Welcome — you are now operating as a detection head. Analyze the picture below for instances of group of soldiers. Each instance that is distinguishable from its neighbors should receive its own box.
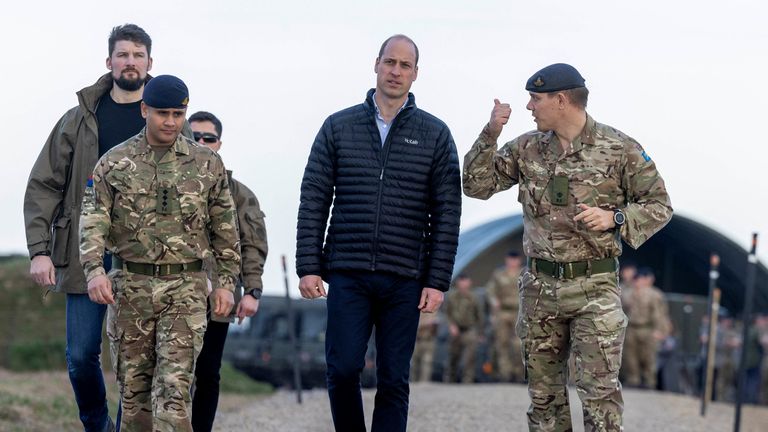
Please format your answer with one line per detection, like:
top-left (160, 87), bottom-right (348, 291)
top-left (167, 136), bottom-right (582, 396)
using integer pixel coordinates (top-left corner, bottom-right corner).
top-left (701, 311), bottom-right (768, 404)
top-left (413, 259), bottom-right (675, 389)
top-left (25, 24), bottom-right (267, 432)
top-left (26, 21), bottom-right (675, 430)
top-left (412, 251), bottom-right (526, 384)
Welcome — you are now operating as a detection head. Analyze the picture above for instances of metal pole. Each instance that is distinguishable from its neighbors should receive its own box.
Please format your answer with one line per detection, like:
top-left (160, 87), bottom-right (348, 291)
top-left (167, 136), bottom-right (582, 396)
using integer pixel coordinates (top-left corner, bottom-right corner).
top-left (734, 233), bottom-right (758, 432)
top-left (702, 301), bottom-right (721, 412)
top-left (701, 253), bottom-right (720, 415)
top-left (282, 254), bottom-right (302, 404)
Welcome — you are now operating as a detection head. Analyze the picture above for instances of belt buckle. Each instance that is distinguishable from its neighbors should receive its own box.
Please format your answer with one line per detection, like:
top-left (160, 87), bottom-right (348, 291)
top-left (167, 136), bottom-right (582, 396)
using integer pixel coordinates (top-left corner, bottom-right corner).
top-left (557, 263), bottom-right (564, 279)
top-left (154, 264), bottom-right (171, 277)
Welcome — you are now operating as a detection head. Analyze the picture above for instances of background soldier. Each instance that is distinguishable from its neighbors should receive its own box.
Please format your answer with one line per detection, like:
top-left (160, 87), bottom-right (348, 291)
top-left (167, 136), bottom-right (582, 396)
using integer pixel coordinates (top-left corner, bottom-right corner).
top-left (80, 76), bottom-right (240, 432)
top-left (444, 274), bottom-right (483, 384)
top-left (715, 312), bottom-right (740, 401)
top-left (411, 312), bottom-right (439, 382)
top-left (463, 63), bottom-right (672, 431)
top-left (24, 24), bottom-right (154, 432)
top-left (487, 250), bottom-right (524, 382)
top-left (188, 111), bottom-right (268, 432)
top-left (621, 267), bottom-right (670, 389)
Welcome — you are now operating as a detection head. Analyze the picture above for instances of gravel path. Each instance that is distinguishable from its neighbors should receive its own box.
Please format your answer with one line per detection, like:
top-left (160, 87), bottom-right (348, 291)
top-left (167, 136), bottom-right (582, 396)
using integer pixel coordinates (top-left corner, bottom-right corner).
top-left (215, 383), bottom-right (768, 431)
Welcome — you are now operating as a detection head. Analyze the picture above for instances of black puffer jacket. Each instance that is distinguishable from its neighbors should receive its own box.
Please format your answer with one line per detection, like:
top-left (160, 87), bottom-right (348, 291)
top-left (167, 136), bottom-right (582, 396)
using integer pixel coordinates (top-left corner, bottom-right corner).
top-left (296, 89), bottom-right (461, 291)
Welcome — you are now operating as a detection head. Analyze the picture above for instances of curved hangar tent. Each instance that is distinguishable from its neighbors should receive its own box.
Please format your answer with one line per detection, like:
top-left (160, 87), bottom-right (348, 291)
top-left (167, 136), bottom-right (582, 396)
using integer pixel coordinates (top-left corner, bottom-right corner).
top-left (453, 214), bottom-right (768, 315)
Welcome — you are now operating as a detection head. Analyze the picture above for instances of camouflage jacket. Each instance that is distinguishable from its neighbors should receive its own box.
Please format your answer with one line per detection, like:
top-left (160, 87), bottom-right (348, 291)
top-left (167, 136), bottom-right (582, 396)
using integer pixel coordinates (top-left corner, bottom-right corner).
top-left (445, 290), bottom-right (483, 330)
top-left (463, 114), bottom-right (672, 262)
top-left (621, 285), bottom-right (669, 332)
top-left (24, 73), bottom-right (192, 294)
top-left (79, 130), bottom-right (240, 292)
top-left (486, 268), bottom-right (520, 311)
top-left (210, 173), bottom-right (268, 323)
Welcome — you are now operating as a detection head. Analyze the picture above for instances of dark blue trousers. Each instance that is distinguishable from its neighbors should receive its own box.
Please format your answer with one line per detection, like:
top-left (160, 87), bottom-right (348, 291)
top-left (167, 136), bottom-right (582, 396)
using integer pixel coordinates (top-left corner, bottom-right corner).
top-left (66, 293), bottom-right (109, 432)
top-left (325, 271), bottom-right (422, 432)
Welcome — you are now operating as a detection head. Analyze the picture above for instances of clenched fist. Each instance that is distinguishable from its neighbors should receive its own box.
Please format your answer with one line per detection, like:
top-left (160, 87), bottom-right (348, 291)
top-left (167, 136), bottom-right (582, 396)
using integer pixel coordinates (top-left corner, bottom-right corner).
top-left (488, 98), bottom-right (511, 140)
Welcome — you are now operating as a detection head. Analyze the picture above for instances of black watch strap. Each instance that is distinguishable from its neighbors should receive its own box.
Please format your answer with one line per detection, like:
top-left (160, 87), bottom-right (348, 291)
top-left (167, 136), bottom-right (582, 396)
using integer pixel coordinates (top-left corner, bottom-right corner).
top-left (32, 251), bottom-right (51, 259)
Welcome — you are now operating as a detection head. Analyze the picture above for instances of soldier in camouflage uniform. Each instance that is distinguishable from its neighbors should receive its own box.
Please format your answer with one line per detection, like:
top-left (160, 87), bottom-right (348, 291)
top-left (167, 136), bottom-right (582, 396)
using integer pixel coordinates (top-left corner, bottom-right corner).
top-left (715, 314), bottom-right (740, 401)
top-left (411, 312), bottom-right (439, 382)
top-left (444, 274), bottom-right (483, 383)
top-left (79, 76), bottom-right (241, 432)
top-left (463, 63), bottom-right (672, 431)
top-left (188, 111), bottom-right (268, 432)
top-left (487, 250), bottom-right (524, 382)
top-left (621, 267), bottom-right (670, 389)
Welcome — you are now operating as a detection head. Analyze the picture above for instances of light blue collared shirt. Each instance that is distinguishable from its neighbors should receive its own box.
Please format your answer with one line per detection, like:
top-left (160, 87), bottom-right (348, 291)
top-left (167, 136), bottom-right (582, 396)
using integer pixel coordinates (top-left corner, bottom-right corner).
top-left (372, 92), bottom-right (408, 146)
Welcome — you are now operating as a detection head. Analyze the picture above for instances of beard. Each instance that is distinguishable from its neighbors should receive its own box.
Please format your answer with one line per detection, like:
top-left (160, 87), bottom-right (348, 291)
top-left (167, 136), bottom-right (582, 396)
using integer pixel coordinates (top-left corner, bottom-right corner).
top-left (113, 70), bottom-right (146, 91)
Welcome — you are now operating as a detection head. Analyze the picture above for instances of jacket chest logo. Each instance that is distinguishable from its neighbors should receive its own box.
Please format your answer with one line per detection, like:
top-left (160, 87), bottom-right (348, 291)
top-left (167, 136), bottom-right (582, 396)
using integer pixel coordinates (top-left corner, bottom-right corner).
top-left (404, 138), bottom-right (419, 145)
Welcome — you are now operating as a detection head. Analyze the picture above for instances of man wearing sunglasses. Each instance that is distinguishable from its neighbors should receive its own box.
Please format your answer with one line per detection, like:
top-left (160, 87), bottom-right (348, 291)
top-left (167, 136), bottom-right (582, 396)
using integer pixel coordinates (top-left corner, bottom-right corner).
top-left (188, 111), bottom-right (268, 432)
top-left (25, 24), bottom-right (155, 432)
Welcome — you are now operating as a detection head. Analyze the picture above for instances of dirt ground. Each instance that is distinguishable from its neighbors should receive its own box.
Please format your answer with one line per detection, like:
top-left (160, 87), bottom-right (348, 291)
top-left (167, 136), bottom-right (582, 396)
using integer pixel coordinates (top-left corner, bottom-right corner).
top-left (2, 369), bottom-right (766, 432)
top-left (214, 383), bottom-right (768, 432)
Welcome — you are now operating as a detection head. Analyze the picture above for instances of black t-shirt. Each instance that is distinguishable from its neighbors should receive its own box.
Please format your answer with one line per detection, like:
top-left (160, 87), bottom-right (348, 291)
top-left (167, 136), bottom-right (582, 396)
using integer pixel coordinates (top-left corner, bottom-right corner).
top-left (96, 92), bottom-right (145, 157)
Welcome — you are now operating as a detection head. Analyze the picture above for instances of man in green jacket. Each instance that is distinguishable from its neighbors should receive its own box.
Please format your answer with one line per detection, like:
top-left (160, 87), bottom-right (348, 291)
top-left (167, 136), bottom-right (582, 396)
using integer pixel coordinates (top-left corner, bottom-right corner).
top-left (188, 111), bottom-right (268, 432)
top-left (24, 24), bottom-right (154, 432)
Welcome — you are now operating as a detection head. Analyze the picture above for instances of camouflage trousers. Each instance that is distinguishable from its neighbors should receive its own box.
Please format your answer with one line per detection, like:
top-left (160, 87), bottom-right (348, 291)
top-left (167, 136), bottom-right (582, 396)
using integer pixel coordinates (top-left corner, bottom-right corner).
top-left (516, 270), bottom-right (627, 432)
top-left (106, 269), bottom-right (208, 432)
top-left (494, 310), bottom-right (524, 382)
top-left (412, 336), bottom-right (436, 382)
top-left (444, 329), bottom-right (478, 383)
top-left (622, 327), bottom-right (657, 388)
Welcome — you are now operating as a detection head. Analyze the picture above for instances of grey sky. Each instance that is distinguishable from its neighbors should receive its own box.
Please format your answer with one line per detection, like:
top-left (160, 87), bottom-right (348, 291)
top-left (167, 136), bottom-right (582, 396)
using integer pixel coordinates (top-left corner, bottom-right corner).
top-left (3, 0), bottom-right (766, 297)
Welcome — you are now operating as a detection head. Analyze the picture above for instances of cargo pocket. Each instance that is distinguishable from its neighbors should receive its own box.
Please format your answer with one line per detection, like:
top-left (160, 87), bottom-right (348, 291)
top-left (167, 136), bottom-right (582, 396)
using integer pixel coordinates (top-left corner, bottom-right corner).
top-left (106, 308), bottom-right (123, 388)
top-left (594, 308), bottom-right (628, 372)
top-left (105, 269), bottom-right (124, 377)
top-left (515, 271), bottom-right (537, 380)
top-left (184, 314), bottom-right (208, 373)
top-left (50, 216), bottom-right (71, 267)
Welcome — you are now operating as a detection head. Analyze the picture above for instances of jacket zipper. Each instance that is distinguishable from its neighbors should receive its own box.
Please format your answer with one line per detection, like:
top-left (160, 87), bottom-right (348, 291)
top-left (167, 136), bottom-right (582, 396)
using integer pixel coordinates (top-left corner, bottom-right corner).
top-left (370, 104), bottom-right (413, 271)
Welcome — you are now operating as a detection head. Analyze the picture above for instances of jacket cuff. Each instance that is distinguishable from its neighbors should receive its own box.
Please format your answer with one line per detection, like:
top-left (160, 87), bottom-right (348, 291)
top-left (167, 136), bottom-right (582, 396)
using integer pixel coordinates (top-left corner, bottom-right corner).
top-left (28, 242), bottom-right (50, 259)
top-left (478, 124), bottom-right (499, 147)
top-left (85, 266), bottom-right (106, 282)
top-left (218, 275), bottom-right (237, 293)
top-left (242, 275), bottom-right (263, 292)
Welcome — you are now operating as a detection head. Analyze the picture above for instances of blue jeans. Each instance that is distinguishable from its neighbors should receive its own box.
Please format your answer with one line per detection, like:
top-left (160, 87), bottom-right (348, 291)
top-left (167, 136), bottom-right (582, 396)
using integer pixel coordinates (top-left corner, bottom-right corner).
top-left (325, 271), bottom-right (422, 432)
top-left (66, 293), bottom-right (110, 432)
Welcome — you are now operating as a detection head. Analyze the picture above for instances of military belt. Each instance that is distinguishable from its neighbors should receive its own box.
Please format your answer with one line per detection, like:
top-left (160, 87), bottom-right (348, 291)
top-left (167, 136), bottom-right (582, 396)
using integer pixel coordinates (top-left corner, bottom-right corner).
top-left (527, 257), bottom-right (616, 279)
top-left (112, 256), bottom-right (203, 277)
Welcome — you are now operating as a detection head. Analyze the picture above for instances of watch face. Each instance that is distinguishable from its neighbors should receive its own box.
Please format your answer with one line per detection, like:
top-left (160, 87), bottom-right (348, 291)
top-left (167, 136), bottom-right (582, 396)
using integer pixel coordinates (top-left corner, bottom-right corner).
top-left (614, 211), bottom-right (626, 225)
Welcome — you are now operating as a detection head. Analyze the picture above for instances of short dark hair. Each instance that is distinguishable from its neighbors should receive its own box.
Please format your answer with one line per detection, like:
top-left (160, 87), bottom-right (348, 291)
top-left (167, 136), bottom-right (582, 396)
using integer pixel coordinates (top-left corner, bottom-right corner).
top-left (108, 24), bottom-right (152, 57)
top-left (561, 87), bottom-right (589, 109)
top-left (189, 111), bottom-right (223, 138)
top-left (378, 34), bottom-right (419, 65)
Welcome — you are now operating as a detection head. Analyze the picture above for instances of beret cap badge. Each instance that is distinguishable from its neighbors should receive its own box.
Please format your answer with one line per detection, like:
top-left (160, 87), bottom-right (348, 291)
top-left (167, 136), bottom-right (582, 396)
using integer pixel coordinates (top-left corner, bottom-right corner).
top-left (533, 77), bottom-right (545, 87)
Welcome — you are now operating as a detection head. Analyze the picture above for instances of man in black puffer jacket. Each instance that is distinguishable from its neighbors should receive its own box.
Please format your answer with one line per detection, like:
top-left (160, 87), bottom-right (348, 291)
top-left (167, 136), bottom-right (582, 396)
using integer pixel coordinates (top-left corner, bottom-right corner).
top-left (297, 34), bottom-right (461, 432)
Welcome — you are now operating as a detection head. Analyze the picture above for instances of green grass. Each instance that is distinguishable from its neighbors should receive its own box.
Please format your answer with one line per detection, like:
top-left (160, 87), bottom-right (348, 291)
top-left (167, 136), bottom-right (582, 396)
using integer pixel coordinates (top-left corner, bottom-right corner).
top-left (0, 256), bottom-right (69, 371)
top-left (0, 255), bottom-right (271, 430)
top-left (219, 362), bottom-right (274, 395)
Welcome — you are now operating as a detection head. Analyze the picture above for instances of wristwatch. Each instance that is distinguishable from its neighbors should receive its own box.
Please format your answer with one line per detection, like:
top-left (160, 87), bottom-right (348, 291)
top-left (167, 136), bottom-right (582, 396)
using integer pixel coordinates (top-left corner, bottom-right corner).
top-left (612, 209), bottom-right (626, 227)
top-left (245, 289), bottom-right (260, 299)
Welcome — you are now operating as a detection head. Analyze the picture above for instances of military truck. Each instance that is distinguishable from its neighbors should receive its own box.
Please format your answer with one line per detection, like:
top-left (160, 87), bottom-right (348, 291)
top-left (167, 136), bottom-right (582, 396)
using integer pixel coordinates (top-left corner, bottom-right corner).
top-left (223, 295), bottom-right (377, 388)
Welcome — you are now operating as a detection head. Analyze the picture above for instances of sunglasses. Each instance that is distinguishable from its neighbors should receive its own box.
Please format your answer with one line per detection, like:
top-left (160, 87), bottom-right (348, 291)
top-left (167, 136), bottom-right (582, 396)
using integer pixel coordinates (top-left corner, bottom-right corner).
top-left (193, 132), bottom-right (219, 143)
